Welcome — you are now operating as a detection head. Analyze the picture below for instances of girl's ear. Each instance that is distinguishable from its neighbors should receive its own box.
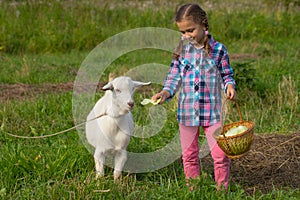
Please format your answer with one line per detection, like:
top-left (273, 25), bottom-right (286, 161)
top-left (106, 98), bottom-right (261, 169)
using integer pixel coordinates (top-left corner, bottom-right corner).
top-left (102, 82), bottom-right (114, 91)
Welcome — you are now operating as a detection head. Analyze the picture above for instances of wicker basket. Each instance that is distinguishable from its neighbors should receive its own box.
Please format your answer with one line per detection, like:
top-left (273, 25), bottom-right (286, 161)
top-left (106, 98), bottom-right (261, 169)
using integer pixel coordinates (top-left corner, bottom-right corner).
top-left (213, 99), bottom-right (254, 159)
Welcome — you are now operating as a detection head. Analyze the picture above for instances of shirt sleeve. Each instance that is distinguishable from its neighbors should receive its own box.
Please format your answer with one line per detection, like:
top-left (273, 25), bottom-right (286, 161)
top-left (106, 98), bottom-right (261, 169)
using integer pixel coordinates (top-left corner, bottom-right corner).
top-left (217, 46), bottom-right (236, 91)
top-left (162, 59), bottom-right (182, 98)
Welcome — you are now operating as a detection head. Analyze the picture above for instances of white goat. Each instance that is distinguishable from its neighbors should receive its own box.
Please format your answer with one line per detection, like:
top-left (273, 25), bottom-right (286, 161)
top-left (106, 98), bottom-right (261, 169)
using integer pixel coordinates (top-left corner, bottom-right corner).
top-left (85, 76), bottom-right (150, 180)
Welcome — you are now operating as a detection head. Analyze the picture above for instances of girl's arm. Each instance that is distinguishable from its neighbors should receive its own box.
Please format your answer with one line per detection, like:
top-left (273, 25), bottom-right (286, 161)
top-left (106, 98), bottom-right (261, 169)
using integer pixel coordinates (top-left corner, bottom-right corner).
top-left (152, 59), bottom-right (181, 103)
top-left (218, 47), bottom-right (237, 100)
top-left (162, 59), bottom-right (182, 98)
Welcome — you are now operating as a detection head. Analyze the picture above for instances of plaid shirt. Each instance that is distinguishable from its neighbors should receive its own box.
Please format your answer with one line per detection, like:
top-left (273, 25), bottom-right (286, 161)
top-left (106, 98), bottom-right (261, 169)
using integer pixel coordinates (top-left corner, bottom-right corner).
top-left (163, 35), bottom-right (236, 126)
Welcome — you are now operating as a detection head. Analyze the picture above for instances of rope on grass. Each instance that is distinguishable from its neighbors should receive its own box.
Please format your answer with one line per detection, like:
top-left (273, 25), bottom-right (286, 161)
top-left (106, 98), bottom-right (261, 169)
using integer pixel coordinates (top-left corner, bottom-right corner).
top-left (3, 113), bottom-right (106, 139)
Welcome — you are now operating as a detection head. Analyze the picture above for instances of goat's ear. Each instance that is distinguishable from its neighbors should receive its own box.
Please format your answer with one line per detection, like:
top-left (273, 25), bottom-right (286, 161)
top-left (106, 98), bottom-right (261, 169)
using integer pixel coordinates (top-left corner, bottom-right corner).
top-left (102, 82), bottom-right (114, 91)
top-left (133, 81), bottom-right (151, 88)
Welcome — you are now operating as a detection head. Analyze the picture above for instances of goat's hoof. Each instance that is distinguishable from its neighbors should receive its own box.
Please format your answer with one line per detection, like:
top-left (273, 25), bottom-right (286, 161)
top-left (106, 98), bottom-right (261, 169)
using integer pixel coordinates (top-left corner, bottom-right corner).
top-left (95, 172), bottom-right (104, 180)
top-left (114, 177), bottom-right (122, 183)
top-left (113, 175), bottom-right (121, 181)
top-left (113, 172), bottom-right (122, 181)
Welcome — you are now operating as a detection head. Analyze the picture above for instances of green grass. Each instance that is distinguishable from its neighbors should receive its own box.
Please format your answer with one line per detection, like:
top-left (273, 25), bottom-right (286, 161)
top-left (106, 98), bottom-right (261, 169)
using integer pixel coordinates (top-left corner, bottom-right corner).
top-left (0, 51), bottom-right (88, 84)
top-left (0, 0), bottom-right (299, 199)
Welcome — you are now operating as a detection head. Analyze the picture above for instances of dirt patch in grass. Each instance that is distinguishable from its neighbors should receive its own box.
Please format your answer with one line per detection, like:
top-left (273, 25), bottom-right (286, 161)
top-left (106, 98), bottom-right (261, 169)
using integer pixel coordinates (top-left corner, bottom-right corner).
top-left (0, 82), bottom-right (75, 101)
top-left (202, 133), bottom-right (300, 194)
top-left (232, 133), bottom-right (300, 194)
top-left (0, 82), bottom-right (155, 102)
top-left (230, 53), bottom-right (259, 61)
top-left (0, 82), bottom-right (106, 102)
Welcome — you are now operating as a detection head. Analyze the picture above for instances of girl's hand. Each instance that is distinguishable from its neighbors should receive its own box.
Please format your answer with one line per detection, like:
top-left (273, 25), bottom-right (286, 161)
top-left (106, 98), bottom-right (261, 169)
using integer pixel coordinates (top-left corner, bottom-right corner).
top-left (152, 90), bottom-right (170, 104)
top-left (226, 84), bottom-right (237, 100)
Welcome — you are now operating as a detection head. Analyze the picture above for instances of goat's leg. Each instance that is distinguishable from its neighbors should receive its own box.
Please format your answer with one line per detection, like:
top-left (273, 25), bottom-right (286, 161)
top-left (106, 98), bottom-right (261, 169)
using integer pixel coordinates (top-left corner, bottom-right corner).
top-left (94, 148), bottom-right (105, 179)
top-left (113, 149), bottom-right (127, 180)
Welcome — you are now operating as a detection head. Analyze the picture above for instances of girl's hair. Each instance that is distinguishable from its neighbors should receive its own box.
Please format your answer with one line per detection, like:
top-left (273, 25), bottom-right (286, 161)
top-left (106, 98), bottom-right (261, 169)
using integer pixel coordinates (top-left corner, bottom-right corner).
top-left (173, 3), bottom-right (211, 59)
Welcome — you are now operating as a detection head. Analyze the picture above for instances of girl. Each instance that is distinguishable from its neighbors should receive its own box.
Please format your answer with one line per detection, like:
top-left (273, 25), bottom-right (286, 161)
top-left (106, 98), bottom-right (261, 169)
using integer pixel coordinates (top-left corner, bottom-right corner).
top-left (152, 3), bottom-right (236, 190)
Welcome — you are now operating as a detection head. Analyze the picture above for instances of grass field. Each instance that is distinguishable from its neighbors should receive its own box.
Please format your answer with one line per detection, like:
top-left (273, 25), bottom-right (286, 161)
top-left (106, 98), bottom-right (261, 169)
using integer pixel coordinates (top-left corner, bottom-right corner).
top-left (0, 0), bottom-right (299, 199)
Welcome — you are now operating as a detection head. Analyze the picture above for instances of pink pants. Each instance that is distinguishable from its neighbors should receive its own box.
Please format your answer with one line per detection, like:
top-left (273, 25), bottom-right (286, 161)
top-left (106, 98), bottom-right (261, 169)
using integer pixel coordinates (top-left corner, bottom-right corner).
top-left (179, 122), bottom-right (230, 189)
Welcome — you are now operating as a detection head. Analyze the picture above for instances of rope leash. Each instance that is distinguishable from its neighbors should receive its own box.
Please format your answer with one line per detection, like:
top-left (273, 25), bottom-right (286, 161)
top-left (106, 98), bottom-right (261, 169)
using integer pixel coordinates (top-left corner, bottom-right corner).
top-left (4, 113), bottom-right (106, 139)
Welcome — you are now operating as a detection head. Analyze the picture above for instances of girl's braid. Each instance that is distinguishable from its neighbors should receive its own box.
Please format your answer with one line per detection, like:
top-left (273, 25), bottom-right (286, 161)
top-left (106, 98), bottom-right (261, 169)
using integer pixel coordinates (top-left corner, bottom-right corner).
top-left (199, 14), bottom-right (211, 55)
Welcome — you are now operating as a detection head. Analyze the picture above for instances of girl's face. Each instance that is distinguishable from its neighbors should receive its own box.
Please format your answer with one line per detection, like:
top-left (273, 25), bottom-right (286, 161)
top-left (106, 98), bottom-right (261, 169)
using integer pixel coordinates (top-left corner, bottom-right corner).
top-left (176, 19), bottom-right (205, 45)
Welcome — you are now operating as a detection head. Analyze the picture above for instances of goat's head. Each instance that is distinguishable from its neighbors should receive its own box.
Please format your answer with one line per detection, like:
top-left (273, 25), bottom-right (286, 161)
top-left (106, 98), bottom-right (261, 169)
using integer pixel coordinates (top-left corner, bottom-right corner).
top-left (102, 76), bottom-right (151, 114)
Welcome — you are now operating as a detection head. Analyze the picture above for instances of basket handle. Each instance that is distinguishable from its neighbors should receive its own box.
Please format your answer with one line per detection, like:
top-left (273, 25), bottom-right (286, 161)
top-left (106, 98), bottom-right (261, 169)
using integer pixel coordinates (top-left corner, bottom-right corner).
top-left (220, 98), bottom-right (243, 137)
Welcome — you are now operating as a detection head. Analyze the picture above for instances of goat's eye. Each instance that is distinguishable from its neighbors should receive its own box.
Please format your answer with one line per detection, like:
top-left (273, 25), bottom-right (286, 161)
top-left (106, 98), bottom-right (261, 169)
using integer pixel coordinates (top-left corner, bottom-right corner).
top-left (115, 89), bottom-right (121, 93)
